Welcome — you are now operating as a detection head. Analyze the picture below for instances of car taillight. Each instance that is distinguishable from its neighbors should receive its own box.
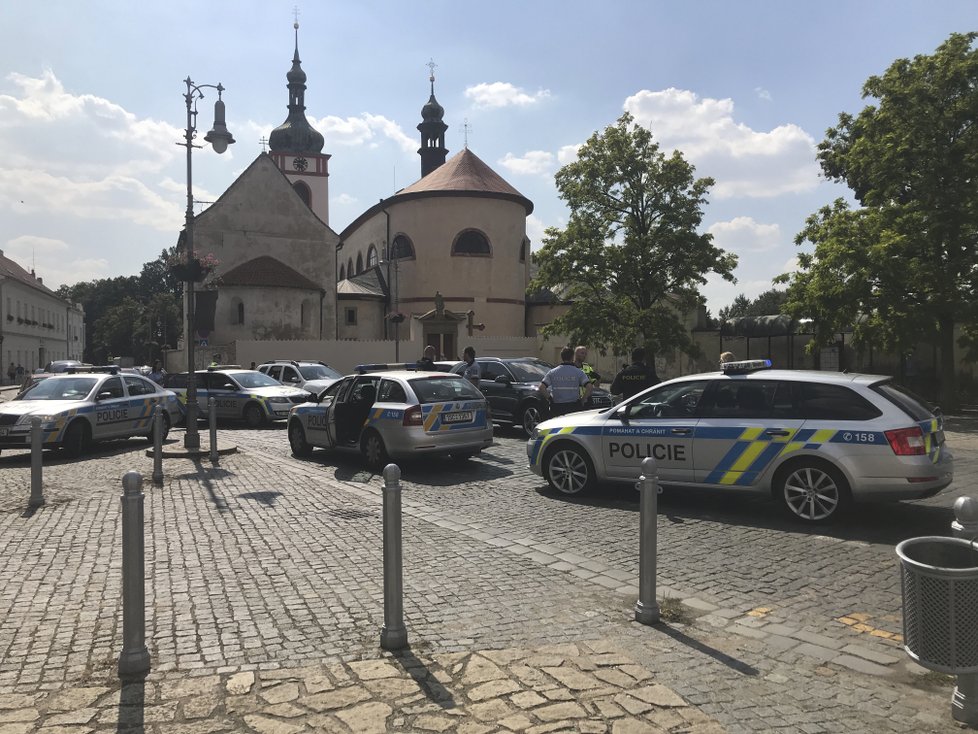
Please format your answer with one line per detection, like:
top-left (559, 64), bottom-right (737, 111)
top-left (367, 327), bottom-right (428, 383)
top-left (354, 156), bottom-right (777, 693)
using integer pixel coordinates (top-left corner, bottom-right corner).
top-left (885, 426), bottom-right (926, 456)
top-left (403, 405), bottom-right (423, 426)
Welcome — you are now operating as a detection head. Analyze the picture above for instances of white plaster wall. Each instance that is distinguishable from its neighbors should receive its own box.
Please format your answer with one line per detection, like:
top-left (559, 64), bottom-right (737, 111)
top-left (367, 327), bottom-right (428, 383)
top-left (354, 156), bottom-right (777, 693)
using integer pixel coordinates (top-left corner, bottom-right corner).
top-left (1, 278), bottom-right (84, 374)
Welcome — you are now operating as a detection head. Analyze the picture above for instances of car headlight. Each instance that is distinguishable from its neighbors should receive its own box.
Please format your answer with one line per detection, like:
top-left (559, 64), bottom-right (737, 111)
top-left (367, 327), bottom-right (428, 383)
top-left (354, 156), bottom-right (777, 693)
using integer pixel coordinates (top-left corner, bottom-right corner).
top-left (268, 397), bottom-right (290, 404)
top-left (17, 414), bottom-right (58, 425)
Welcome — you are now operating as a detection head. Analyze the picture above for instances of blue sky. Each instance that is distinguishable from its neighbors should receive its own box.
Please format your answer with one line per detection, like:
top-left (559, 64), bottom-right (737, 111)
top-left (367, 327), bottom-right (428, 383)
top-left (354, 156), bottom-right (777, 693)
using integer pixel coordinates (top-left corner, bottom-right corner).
top-left (0, 1), bottom-right (974, 314)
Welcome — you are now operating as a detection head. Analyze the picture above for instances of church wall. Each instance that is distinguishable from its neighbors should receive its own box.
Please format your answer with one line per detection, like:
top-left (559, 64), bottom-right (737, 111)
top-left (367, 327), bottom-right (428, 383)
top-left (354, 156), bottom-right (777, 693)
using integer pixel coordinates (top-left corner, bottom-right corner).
top-left (216, 285), bottom-right (323, 342)
top-left (337, 299), bottom-right (386, 340)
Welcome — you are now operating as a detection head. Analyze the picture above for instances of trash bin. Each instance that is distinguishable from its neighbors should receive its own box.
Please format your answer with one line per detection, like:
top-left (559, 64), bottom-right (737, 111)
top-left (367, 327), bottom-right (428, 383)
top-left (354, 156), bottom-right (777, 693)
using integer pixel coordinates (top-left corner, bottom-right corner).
top-left (896, 536), bottom-right (978, 675)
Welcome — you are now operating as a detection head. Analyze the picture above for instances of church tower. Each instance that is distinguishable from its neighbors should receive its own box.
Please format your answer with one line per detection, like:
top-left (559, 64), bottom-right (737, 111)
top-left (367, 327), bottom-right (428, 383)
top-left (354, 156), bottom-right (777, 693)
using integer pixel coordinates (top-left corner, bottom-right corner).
top-left (268, 22), bottom-right (331, 225)
top-left (417, 61), bottom-right (448, 178)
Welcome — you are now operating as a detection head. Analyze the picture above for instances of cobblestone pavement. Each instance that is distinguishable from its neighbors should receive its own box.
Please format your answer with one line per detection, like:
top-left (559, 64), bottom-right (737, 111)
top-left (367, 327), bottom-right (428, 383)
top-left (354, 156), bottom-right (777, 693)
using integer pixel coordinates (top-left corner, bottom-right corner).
top-left (0, 415), bottom-right (976, 732)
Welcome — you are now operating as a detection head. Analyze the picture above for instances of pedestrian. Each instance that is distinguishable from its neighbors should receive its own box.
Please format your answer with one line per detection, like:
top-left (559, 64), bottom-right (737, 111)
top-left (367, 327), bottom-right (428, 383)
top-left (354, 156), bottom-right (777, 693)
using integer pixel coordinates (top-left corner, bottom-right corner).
top-left (416, 345), bottom-right (438, 371)
top-left (461, 346), bottom-right (481, 386)
top-left (539, 346), bottom-right (591, 417)
top-left (15, 364), bottom-right (24, 383)
top-left (610, 347), bottom-right (660, 401)
top-left (148, 360), bottom-right (166, 385)
top-left (574, 345), bottom-right (600, 407)
top-left (6, 363), bottom-right (14, 385)
top-left (719, 351), bottom-right (736, 366)
top-left (209, 353), bottom-right (221, 367)
top-left (250, 361), bottom-right (257, 370)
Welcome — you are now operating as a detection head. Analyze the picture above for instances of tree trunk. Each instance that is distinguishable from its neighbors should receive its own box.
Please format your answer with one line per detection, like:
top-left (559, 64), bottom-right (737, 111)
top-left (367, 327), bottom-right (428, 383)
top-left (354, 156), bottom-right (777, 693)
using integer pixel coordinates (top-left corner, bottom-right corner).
top-left (937, 314), bottom-right (958, 412)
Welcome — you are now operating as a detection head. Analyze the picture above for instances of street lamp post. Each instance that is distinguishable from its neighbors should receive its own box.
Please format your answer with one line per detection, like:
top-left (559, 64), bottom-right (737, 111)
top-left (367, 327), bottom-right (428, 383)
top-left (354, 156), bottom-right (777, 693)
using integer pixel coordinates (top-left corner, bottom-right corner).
top-left (180, 77), bottom-right (234, 450)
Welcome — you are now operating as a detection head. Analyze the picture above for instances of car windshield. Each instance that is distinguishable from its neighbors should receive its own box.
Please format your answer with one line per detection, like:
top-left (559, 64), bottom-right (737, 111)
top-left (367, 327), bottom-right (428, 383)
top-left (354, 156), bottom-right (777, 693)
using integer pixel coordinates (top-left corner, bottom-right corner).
top-left (410, 376), bottom-right (483, 404)
top-left (231, 372), bottom-right (281, 389)
top-left (17, 377), bottom-right (97, 401)
top-left (299, 364), bottom-right (343, 380)
top-left (507, 360), bottom-right (552, 382)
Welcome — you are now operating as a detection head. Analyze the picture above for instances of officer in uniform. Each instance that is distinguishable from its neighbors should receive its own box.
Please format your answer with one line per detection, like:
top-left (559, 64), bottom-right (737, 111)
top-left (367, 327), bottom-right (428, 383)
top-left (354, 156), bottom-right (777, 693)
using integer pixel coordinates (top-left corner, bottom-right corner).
top-left (539, 346), bottom-right (592, 417)
top-left (610, 347), bottom-right (660, 402)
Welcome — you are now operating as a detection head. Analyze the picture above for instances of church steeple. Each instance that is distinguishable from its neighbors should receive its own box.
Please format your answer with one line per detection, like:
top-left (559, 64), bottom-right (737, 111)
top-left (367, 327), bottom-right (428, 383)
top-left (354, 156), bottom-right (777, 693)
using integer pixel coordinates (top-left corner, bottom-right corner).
top-left (417, 60), bottom-right (448, 177)
top-left (268, 22), bottom-right (325, 155)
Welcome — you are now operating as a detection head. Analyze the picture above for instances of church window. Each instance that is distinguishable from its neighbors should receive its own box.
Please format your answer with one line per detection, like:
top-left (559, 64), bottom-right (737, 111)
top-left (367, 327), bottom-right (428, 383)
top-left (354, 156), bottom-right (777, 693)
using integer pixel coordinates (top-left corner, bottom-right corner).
top-left (390, 234), bottom-right (415, 260)
top-left (452, 229), bottom-right (491, 257)
top-left (367, 245), bottom-right (378, 268)
top-left (345, 307), bottom-right (357, 326)
top-left (519, 239), bottom-right (527, 262)
top-left (339, 264), bottom-right (346, 281)
top-left (356, 253), bottom-right (363, 274)
top-left (293, 181), bottom-right (312, 208)
top-left (236, 301), bottom-right (245, 325)
top-left (347, 257), bottom-right (354, 277)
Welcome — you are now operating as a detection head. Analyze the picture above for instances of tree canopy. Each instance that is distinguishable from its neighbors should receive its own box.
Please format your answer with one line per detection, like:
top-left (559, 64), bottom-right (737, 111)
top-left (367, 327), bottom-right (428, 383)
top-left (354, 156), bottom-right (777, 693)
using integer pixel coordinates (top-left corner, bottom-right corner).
top-left (529, 112), bottom-right (736, 358)
top-left (717, 289), bottom-right (788, 323)
top-left (778, 32), bottom-right (978, 407)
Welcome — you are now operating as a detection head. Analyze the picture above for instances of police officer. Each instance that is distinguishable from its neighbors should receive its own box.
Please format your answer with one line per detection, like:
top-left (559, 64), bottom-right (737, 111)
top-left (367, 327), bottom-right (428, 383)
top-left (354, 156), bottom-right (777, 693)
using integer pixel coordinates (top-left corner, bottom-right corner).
top-left (610, 347), bottom-right (660, 401)
top-left (539, 346), bottom-right (592, 417)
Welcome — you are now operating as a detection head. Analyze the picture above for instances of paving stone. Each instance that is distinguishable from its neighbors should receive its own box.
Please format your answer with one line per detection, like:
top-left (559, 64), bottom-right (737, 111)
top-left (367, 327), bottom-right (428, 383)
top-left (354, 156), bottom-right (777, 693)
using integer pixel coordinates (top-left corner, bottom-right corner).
top-left (467, 678), bottom-right (521, 701)
top-left (334, 702), bottom-right (392, 734)
top-left (226, 671), bottom-right (255, 695)
top-left (298, 685), bottom-right (371, 712)
top-left (241, 714), bottom-right (306, 734)
top-left (258, 681), bottom-right (299, 704)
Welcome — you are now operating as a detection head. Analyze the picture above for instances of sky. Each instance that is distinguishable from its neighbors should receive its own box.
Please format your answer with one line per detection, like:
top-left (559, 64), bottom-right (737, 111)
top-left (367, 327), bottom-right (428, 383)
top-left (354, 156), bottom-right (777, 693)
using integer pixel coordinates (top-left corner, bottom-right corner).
top-left (0, 2), bottom-right (974, 315)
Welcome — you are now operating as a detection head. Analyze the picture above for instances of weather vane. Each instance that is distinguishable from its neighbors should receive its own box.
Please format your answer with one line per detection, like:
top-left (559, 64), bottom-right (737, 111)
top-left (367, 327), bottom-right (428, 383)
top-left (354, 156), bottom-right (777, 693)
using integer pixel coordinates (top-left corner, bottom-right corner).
top-left (461, 118), bottom-right (471, 148)
top-left (426, 58), bottom-right (437, 80)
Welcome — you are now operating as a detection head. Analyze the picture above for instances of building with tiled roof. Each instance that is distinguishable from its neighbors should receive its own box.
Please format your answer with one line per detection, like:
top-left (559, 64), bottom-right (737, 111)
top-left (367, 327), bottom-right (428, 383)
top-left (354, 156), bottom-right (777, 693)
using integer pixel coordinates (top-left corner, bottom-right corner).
top-left (0, 249), bottom-right (85, 378)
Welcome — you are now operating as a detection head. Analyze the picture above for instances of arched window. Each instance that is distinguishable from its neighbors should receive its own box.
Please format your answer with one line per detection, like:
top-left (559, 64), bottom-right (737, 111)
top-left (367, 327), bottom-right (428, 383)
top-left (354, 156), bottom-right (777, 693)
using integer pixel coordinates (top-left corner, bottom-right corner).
top-left (367, 245), bottom-right (378, 268)
top-left (356, 253), bottom-right (364, 274)
top-left (236, 301), bottom-right (245, 325)
top-left (390, 234), bottom-right (415, 259)
top-left (519, 239), bottom-right (527, 262)
top-left (229, 297), bottom-right (243, 325)
top-left (452, 229), bottom-right (491, 256)
top-left (347, 257), bottom-right (354, 276)
top-left (339, 264), bottom-right (346, 280)
top-left (293, 181), bottom-right (312, 208)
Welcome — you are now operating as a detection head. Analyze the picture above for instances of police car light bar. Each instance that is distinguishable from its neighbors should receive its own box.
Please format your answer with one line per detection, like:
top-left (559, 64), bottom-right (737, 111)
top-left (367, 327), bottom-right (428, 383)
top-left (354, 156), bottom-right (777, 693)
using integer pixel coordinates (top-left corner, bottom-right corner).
top-left (720, 359), bottom-right (773, 374)
top-left (355, 363), bottom-right (418, 374)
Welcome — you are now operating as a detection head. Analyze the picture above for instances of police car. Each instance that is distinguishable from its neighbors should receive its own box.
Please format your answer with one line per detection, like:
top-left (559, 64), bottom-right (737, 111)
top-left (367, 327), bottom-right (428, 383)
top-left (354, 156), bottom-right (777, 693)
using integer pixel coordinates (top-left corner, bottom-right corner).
top-left (287, 370), bottom-right (493, 468)
top-left (526, 359), bottom-right (953, 522)
top-left (163, 368), bottom-right (311, 427)
top-left (0, 367), bottom-right (183, 457)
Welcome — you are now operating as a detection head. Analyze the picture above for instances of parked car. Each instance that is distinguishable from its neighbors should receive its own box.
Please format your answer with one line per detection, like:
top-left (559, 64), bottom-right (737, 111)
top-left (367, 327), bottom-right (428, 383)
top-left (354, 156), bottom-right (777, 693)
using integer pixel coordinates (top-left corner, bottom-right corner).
top-left (163, 368), bottom-right (311, 427)
top-left (288, 370), bottom-right (493, 468)
top-left (450, 357), bottom-right (614, 436)
top-left (257, 359), bottom-right (344, 394)
top-left (0, 366), bottom-right (182, 457)
top-left (527, 359), bottom-right (953, 523)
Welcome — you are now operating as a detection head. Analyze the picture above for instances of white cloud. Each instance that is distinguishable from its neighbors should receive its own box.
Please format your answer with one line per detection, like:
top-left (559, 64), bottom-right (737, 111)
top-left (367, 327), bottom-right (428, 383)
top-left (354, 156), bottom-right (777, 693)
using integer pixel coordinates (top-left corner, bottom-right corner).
top-left (623, 88), bottom-right (819, 199)
top-left (525, 215), bottom-right (547, 245)
top-left (464, 82), bottom-right (551, 109)
top-left (498, 150), bottom-right (554, 176)
top-left (708, 217), bottom-right (782, 254)
top-left (311, 113), bottom-right (415, 154)
top-left (5, 234), bottom-right (110, 286)
top-left (755, 87), bottom-right (772, 102)
top-left (556, 144), bottom-right (581, 166)
top-left (331, 193), bottom-right (358, 206)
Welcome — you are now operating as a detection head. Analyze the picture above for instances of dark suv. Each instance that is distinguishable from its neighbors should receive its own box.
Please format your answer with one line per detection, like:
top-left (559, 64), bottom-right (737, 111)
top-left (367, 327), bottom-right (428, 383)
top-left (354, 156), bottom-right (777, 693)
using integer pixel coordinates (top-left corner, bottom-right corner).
top-left (451, 357), bottom-right (613, 436)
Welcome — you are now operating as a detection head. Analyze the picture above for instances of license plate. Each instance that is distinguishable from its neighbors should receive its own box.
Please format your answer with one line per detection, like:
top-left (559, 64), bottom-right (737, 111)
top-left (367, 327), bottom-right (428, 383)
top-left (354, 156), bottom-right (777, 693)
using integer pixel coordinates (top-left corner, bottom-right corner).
top-left (442, 411), bottom-right (473, 424)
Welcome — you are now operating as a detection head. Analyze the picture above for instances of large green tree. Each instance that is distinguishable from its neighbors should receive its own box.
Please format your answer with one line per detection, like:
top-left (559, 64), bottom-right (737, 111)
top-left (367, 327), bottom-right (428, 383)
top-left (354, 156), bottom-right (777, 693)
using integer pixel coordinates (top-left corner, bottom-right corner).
top-left (779, 33), bottom-right (978, 407)
top-left (530, 113), bottom-right (736, 358)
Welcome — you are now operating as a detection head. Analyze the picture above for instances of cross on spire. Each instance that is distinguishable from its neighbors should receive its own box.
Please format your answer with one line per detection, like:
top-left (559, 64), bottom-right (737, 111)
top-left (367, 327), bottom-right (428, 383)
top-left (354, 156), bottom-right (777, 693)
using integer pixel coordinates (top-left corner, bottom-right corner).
top-left (426, 58), bottom-right (437, 81)
top-left (292, 5), bottom-right (300, 24)
top-left (259, 136), bottom-right (269, 153)
top-left (461, 118), bottom-right (471, 148)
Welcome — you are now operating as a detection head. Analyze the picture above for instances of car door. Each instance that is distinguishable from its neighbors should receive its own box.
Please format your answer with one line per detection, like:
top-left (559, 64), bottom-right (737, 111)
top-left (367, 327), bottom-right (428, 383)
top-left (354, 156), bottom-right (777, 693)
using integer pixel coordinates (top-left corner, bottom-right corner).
top-left (123, 375), bottom-right (163, 433)
top-left (280, 365), bottom-right (304, 388)
top-left (694, 379), bottom-right (805, 488)
top-left (266, 365), bottom-right (284, 383)
top-left (205, 372), bottom-right (240, 420)
top-left (476, 360), bottom-right (518, 421)
top-left (600, 379), bottom-right (708, 483)
top-left (92, 376), bottom-right (129, 439)
top-left (305, 379), bottom-right (348, 448)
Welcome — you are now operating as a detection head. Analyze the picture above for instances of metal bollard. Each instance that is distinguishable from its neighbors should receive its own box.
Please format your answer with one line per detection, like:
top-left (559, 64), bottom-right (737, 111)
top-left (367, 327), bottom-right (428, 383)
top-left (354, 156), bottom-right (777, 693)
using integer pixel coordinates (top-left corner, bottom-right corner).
top-left (151, 406), bottom-right (164, 486)
top-left (950, 496), bottom-right (978, 728)
top-left (380, 463), bottom-right (408, 650)
top-left (634, 456), bottom-right (661, 625)
top-left (28, 417), bottom-right (44, 508)
top-left (208, 397), bottom-right (218, 463)
top-left (118, 471), bottom-right (150, 679)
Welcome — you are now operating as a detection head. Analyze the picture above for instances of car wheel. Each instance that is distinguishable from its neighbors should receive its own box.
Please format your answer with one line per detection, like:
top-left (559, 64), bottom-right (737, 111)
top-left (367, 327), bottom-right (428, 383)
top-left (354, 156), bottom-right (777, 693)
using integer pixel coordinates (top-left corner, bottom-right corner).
top-left (360, 430), bottom-right (389, 470)
top-left (61, 420), bottom-right (89, 458)
top-left (145, 411), bottom-right (171, 442)
top-left (519, 402), bottom-right (544, 437)
top-left (774, 459), bottom-right (850, 523)
top-left (544, 443), bottom-right (595, 495)
top-left (244, 403), bottom-right (265, 428)
top-left (288, 420), bottom-right (313, 457)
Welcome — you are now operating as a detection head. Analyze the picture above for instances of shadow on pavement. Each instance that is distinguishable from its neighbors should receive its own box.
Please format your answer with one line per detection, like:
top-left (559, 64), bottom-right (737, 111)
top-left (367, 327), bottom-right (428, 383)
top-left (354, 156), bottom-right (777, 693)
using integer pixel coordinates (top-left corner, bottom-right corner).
top-left (292, 450), bottom-right (515, 486)
top-left (116, 679), bottom-right (145, 733)
top-left (655, 623), bottom-right (760, 676)
top-left (394, 648), bottom-right (457, 709)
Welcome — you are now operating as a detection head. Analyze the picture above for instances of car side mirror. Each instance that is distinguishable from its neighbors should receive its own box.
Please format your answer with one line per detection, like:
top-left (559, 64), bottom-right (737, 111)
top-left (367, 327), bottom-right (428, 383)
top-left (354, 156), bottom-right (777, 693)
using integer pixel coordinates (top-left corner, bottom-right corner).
top-left (614, 406), bottom-right (630, 422)
top-left (97, 390), bottom-right (115, 401)
top-left (494, 375), bottom-right (511, 385)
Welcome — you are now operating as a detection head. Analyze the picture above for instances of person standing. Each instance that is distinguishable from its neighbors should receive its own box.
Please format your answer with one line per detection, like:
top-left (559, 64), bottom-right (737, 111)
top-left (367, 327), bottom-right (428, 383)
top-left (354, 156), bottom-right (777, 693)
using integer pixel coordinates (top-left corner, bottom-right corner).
top-left (539, 346), bottom-right (592, 417)
top-left (6, 363), bottom-right (14, 385)
top-left (610, 347), bottom-right (660, 401)
top-left (15, 364), bottom-right (24, 385)
top-left (719, 351), bottom-right (736, 365)
top-left (416, 345), bottom-right (438, 371)
top-left (148, 360), bottom-right (166, 385)
top-left (461, 346), bottom-right (481, 386)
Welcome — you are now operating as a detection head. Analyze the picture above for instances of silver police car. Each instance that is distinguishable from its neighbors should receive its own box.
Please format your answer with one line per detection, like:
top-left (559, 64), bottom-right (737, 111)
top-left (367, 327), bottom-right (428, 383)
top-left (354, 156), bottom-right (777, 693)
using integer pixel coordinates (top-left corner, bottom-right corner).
top-left (0, 368), bottom-right (183, 457)
top-left (164, 368), bottom-right (311, 426)
top-left (287, 370), bottom-right (493, 468)
top-left (527, 360), bottom-right (953, 522)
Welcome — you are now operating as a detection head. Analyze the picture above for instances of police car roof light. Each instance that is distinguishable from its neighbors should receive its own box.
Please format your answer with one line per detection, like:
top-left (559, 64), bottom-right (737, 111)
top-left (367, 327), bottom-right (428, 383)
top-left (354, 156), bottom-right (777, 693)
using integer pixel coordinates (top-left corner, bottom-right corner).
top-left (65, 365), bottom-right (119, 375)
top-left (355, 362), bottom-right (417, 374)
top-left (720, 359), bottom-right (773, 374)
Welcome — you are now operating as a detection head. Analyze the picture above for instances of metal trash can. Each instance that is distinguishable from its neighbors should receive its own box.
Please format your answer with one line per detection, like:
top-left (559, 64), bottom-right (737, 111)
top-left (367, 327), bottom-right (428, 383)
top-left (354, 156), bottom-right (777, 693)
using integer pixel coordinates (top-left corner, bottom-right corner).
top-left (896, 536), bottom-right (978, 675)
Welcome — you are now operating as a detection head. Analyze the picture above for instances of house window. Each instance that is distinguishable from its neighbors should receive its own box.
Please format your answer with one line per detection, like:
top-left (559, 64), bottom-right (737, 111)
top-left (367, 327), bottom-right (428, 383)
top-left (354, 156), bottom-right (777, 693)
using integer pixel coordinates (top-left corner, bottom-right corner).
top-left (345, 307), bottom-right (357, 326)
top-left (293, 181), bottom-right (311, 208)
top-left (391, 234), bottom-right (415, 259)
top-left (356, 253), bottom-right (363, 274)
top-left (367, 245), bottom-right (378, 268)
top-left (452, 229), bottom-right (491, 256)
